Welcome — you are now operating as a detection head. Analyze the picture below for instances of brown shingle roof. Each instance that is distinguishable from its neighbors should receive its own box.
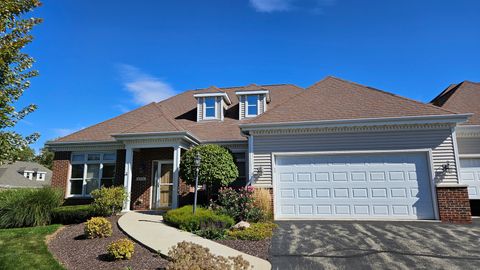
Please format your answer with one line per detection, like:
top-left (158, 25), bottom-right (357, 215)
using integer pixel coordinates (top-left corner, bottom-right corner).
top-left (54, 77), bottom-right (461, 144)
top-left (247, 76), bottom-right (456, 125)
top-left (55, 84), bottom-right (303, 143)
top-left (431, 81), bottom-right (480, 125)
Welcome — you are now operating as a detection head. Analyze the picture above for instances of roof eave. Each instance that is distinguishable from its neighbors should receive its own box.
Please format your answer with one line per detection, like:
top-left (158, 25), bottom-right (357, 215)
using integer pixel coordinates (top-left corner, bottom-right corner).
top-left (240, 114), bottom-right (472, 132)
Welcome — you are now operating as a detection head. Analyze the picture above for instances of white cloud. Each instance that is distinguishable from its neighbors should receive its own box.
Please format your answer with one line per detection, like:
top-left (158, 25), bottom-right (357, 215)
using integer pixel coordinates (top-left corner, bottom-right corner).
top-left (249, 0), bottom-right (336, 13)
top-left (118, 64), bottom-right (176, 105)
top-left (53, 127), bottom-right (84, 137)
top-left (249, 0), bottom-right (292, 12)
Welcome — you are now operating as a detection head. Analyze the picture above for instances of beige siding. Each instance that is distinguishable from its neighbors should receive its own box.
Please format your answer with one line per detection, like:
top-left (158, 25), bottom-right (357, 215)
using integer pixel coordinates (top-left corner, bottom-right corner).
top-left (197, 97), bottom-right (203, 121)
top-left (252, 128), bottom-right (458, 186)
top-left (457, 137), bottom-right (480, 155)
top-left (239, 96), bottom-right (246, 120)
top-left (259, 95), bottom-right (265, 114)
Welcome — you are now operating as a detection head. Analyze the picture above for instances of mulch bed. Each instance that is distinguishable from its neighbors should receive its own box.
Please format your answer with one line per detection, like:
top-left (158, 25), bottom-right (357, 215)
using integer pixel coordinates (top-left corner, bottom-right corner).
top-left (214, 239), bottom-right (271, 260)
top-left (47, 216), bottom-right (168, 270)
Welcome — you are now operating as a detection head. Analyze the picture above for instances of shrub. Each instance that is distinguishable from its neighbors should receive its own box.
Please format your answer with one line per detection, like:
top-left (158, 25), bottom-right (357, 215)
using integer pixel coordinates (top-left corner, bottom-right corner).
top-left (252, 188), bottom-right (273, 221)
top-left (167, 241), bottom-right (250, 270)
top-left (51, 204), bottom-right (97, 224)
top-left (211, 187), bottom-right (263, 223)
top-left (91, 186), bottom-right (127, 216)
top-left (0, 187), bottom-right (63, 228)
top-left (107, 238), bottom-right (134, 260)
top-left (180, 144), bottom-right (238, 197)
top-left (164, 205), bottom-right (234, 239)
top-left (227, 222), bottom-right (277, 240)
top-left (84, 217), bottom-right (112, 238)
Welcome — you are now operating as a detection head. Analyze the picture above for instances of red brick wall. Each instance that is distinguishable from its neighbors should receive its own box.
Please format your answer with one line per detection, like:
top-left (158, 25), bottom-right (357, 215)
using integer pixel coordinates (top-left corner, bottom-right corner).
top-left (436, 186), bottom-right (472, 223)
top-left (131, 148), bottom-right (174, 210)
top-left (51, 151), bottom-right (71, 197)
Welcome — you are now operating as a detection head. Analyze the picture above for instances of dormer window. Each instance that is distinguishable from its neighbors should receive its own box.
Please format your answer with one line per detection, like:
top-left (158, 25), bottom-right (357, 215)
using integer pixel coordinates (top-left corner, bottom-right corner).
top-left (236, 88), bottom-right (270, 120)
top-left (36, 172), bottom-right (46, 181)
top-left (246, 95), bottom-right (259, 116)
top-left (204, 97), bottom-right (217, 119)
top-left (23, 170), bottom-right (34, 180)
top-left (194, 88), bottom-right (231, 122)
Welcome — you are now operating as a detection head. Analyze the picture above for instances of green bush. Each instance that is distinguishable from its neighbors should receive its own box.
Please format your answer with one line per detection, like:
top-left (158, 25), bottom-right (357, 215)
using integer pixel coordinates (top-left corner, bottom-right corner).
top-left (107, 238), bottom-right (134, 260)
top-left (164, 205), bottom-right (234, 239)
top-left (167, 241), bottom-right (249, 270)
top-left (180, 144), bottom-right (238, 196)
top-left (91, 186), bottom-right (127, 216)
top-left (84, 217), bottom-right (112, 238)
top-left (0, 187), bottom-right (63, 228)
top-left (51, 204), bottom-right (97, 224)
top-left (227, 222), bottom-right (277, 240)
top-left (211, 187), bottom-right (263, 222)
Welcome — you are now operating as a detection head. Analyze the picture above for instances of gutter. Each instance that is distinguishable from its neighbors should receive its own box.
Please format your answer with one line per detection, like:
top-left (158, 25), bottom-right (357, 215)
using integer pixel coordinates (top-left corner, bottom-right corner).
top-left (240, 114), bottom-right (472, 133)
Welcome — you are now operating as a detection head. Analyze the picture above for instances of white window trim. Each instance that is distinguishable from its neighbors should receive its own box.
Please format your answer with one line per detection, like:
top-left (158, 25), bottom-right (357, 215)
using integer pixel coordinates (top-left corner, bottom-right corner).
top-left (203, 96), bottom-right (218, 120)
top-left (23, 170), bottom-right (34, 180)
top-left (36, 172), bottom-right (46, 181)
top-left (68, 152), bottom-right (116, 198)
top-left (245, 94), bottom-right (260, 117)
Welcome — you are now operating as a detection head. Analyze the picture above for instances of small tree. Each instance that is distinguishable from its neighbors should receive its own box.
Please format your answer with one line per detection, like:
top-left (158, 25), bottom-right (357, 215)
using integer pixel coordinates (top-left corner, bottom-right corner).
top-left (180, 145), bottom-right (238, 198)
top-left (0, 0), bottom-right (43, 164)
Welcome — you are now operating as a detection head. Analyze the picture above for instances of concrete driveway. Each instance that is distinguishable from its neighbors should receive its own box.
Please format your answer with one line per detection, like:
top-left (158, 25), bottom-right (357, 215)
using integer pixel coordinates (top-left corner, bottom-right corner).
top-left (270, 219), bottom-right (480, 270)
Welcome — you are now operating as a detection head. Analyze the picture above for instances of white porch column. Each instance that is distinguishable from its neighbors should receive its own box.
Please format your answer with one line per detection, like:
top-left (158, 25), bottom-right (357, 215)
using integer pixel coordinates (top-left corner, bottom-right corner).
top-left (172, 145), bottom-right (181, 208)
top-left (122, 147), bottom-right (133, 211)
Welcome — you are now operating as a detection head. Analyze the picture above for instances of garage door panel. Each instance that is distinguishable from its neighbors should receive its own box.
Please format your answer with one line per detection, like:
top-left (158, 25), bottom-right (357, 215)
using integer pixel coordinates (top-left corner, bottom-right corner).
top-left (275, 153), bottom-right (435, 220)
top-left (459, 158), bottom-right (480, 199)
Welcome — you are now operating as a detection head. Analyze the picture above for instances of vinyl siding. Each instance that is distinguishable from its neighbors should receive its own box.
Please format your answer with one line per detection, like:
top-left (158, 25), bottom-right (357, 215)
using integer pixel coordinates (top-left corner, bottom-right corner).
top-left (239, 96), bottom-right (246, 120)
top-left (252, 128), bottom-right (458, 186)
top-left (457, 137), bottom-right (480, 155)
top-left (197, 97), bottom-right (203, 121)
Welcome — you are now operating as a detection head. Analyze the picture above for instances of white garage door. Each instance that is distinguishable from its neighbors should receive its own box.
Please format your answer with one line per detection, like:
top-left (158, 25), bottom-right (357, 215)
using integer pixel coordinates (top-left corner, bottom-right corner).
top-left (460, 158), bottom-right (480, 199)
top-left (274, 152), bottom-right (435, 220)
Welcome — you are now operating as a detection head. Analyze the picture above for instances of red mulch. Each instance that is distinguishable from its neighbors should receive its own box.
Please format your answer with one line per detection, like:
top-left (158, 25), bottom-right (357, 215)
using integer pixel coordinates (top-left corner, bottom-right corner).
top-left (47, 216), bottom-right (168, 270)
top-left (214, 238), bottom-right (271, 260)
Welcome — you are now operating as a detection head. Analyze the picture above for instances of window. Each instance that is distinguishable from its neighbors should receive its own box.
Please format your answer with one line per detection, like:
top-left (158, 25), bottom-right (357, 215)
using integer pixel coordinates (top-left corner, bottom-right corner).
top-left (246, 95), bottom-right (259, 116)
top-left (204, 97), bottom-right (216, 119)
top-left (23, 171), bottom-right (34, 180)
top-left (230, 152), bottom-right (247, 187)
top-left (69, 152), bottom-right (116, 197)
top-left (36, 172), bottom-right (46, 181)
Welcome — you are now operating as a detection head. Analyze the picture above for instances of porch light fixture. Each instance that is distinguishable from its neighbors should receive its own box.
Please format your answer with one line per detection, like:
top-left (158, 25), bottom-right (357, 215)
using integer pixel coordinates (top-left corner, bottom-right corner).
top-left (193, 152), bottom-right (202, 214)
top-left (442, 161), bottom-right (451, 173)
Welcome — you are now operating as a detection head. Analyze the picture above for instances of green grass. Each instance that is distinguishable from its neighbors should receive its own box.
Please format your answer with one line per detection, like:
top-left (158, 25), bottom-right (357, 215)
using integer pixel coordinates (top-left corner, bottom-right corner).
top-left (0, 225), bottom-right (64, 270)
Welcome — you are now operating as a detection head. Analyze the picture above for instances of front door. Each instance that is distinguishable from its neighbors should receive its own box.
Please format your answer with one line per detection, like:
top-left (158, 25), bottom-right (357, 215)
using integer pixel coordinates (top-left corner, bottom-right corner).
top-left (152, 161), bottom-right (174, 209)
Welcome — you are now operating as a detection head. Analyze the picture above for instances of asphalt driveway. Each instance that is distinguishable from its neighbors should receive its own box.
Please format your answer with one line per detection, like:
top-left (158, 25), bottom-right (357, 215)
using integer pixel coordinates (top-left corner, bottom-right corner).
top-left (270, 219), bottom-right (480, 270)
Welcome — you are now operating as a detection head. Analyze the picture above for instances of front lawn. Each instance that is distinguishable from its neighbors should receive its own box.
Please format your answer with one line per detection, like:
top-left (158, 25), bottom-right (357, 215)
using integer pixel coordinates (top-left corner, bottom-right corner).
top-left (0, 225), bottom-right (64, 270)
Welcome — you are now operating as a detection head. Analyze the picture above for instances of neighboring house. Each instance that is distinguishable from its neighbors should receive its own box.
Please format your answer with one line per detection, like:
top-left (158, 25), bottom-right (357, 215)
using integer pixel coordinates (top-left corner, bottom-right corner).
top-left (0, 161), bottom-right (52, 189)
top-left (47, 76), bottom-right (472, 223)
top-left (431, 81), bottom-right (480, 214)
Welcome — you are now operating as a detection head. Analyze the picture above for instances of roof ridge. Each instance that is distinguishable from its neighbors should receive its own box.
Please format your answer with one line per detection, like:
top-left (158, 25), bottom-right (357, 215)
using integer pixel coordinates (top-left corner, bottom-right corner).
top-left (155, 103), bottom-right (186, 131)
top-left (326, 76), bottom-right (458, 115)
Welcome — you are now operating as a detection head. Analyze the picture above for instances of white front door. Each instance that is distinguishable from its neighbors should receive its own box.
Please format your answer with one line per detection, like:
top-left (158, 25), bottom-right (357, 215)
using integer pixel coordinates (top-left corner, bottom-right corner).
top-left (152, 161), bottom-right (174, 209)
top-left (274, 152), bottom-right (435, 220)
top-left (460, 158), bottom-right (480, 199)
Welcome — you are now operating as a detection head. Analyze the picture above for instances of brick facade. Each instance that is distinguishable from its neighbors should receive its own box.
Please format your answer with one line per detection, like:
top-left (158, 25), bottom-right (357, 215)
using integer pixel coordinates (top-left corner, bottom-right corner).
top-left (131, 148), bottom-right (174, 210)
top-left (51, 151), bottom-right (71, 197)
top-left (436, 186), bottom-right (472, 223)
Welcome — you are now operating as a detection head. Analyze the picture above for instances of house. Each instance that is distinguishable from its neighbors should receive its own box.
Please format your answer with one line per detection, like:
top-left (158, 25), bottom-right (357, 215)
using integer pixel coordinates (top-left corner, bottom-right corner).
top-left (47, 76), bottom-right (473, 223)
top-left (431, 81), bottom-right (480, 215)
top-left (0, 161), bottom-right (52, 189)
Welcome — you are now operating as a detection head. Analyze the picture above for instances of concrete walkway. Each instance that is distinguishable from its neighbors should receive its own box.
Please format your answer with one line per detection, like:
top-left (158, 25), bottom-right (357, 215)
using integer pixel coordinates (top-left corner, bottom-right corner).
top-left (118, 211), bottom-right (271, 270)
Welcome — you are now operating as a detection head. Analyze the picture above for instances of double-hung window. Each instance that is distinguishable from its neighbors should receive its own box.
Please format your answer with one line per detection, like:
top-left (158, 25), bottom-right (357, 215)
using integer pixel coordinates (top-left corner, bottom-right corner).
top-left (246, 95), bottom-right (259, 117)
top-left (69, 152), bottom-right (116, 197)
top-left (204, 97), bottom-right (216, 119)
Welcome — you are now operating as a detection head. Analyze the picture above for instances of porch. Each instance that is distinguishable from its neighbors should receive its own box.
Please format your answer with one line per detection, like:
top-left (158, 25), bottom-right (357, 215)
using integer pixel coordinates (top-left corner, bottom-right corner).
top-left (117, 132), bottom-right (199, 211)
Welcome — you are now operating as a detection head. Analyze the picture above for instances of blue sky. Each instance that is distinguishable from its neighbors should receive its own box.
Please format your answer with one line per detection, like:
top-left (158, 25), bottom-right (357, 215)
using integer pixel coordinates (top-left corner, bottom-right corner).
top-left (15, 0), bottom-right (480, 152)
